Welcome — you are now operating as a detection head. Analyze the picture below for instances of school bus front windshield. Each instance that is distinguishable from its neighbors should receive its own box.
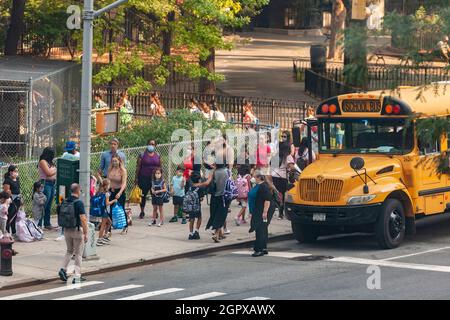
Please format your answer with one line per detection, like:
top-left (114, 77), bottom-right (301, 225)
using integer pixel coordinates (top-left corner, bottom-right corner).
top-left (319, 118), bottom-right (414, 155)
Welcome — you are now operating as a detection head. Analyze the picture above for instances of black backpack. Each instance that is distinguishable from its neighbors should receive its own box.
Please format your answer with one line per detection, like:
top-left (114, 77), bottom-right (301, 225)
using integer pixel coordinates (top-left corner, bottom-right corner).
top-left (58, 198), bottom-right (80, 229)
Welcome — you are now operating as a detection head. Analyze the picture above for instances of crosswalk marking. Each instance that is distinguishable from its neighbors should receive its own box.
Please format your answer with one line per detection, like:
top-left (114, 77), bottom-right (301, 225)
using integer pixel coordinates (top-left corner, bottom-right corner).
top-left (243, 297), bottom-right (270, 300)
top-left (117, 288), bottom-right (185, 300)
top-left (178, 292), bottom-right (226, 300)
top-left (232, 251), bottom-right (311, 259)
top-left (54, 284), bottom-right (143, 300)
top-left (0, 281), bottom-right (104, 300)
top-left (332, 257), bottom-right (450, 273)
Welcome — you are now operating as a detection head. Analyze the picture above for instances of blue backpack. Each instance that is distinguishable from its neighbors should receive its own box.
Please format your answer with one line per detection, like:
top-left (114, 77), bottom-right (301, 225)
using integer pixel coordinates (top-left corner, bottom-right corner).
top-left (90, 193), bottom-right (106, 217)
top-left (223, 170), bottom-right (239, 202)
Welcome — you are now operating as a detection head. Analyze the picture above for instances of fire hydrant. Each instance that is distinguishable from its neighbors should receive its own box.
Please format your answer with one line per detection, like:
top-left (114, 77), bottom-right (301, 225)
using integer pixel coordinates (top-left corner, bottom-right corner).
top-left (0, 237), bottom-right (14, 276)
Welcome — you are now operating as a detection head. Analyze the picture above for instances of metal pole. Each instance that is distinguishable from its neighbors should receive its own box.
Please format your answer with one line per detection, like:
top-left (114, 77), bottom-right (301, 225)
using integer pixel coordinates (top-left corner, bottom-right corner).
top-left (27, 77), bottom-right (33, 159)
top-left (80, 0), bottom-right (94, 216)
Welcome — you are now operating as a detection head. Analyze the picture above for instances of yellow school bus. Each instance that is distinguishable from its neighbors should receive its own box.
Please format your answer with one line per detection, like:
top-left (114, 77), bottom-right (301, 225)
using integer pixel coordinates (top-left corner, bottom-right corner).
top-left (285, 84), bottom-right (450, 249)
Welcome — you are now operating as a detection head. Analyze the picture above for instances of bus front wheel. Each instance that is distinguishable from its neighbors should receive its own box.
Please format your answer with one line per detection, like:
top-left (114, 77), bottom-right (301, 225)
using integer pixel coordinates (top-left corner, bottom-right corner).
top-left (375, 199), bottom-right (405, 249)
top-left (292, 222), bottom-right (319, 243)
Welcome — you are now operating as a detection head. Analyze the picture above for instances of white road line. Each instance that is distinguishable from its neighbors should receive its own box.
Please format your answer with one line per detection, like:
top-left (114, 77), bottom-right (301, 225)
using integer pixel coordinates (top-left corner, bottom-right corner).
top-left (117, 288), bottom-right (184, 300)
top-left (0, 281), bottom-right (104, 300)
top-left (332, 257), bottom-right (450, 273)
top-left (382, 246), bottom-right (450, 261)
top-left (54, 284), bottom-right (143, 300)
top-left (232, 251), bottom-right (311, 259)
top-left (243, 297), bottom-right (270, 300)
top-left (178, 292), bottom-right (226, 300)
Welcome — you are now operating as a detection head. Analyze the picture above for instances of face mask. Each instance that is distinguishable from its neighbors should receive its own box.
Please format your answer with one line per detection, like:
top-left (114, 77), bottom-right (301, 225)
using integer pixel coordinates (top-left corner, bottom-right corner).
top-left (11, 172), bottom-right (18, 178)
top-left (39, 187), bottom-right (44, 192)
top-left (155, 174), bottom-right (162, 179)
top-left (250, 177), bottom-right (256, 184)
top-left (147, 145), bottom-right (155, 153)
top-left (112, 162), bottom-right (119, 167)
top-left (176, 172), bottom-right (183, 177)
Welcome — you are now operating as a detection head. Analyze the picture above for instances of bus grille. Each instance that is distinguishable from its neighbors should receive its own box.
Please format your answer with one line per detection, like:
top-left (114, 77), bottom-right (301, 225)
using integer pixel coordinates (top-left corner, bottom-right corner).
top-left (300, 179), bottom-right (343, 202)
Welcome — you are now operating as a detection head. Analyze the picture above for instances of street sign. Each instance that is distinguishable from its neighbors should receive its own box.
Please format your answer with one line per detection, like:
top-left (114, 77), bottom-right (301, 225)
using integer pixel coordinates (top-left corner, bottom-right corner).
top-left (352, 0), bottom-right (367, 20)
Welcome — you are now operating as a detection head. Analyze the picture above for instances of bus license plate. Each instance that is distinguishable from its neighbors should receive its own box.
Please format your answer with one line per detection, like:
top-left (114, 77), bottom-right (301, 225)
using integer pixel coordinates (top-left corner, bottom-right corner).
top-left (313, 213), bottom-right (326, 222)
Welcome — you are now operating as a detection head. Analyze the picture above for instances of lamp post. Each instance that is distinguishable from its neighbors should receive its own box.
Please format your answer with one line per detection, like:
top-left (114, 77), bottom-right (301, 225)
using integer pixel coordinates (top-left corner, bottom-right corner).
top-left (79, 0), bottom-right (128, 220)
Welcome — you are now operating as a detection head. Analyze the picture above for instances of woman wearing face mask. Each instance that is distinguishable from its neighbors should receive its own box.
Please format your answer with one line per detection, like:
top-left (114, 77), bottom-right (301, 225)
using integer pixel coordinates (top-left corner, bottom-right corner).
top-left (108, 155), bottom-right (128, 234)
top-left (280, 131), bottom-right (295, 156)
top-left (3, 165), bottom-right (21, 238)
top-left (135, 139), bottom-right (161, 219)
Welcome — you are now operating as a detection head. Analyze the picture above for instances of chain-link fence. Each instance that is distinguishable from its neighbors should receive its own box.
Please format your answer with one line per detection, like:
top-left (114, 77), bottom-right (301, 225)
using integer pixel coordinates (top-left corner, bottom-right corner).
top-left (1, 130), bottom-right (271, 214)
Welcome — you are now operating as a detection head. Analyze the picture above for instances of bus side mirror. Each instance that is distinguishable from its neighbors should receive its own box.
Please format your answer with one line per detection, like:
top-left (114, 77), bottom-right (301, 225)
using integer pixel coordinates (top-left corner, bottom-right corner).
top-left (350, 157), bottom-right (365, 170)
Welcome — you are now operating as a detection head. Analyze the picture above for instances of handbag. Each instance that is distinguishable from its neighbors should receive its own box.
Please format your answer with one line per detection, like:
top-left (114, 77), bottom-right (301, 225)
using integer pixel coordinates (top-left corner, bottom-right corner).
top-left (129, 186), bottom-right (142, 204)
top-left (111, 203), bottom-right (127, 229)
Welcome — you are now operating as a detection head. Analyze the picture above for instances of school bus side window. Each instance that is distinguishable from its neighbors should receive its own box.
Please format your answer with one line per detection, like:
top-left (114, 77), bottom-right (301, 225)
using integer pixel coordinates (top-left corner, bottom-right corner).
top-left (418, 131), bottom-right (441, 155)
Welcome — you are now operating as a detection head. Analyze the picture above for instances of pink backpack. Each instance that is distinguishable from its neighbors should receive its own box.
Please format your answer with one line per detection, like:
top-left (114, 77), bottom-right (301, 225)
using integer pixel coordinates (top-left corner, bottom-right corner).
top-left (236, 174), bottom-right (250, 199)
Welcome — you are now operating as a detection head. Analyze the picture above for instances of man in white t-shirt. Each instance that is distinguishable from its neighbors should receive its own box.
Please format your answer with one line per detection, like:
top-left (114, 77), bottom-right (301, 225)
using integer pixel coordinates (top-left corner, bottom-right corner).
top-left (62, 141), bottom-right (80, 160)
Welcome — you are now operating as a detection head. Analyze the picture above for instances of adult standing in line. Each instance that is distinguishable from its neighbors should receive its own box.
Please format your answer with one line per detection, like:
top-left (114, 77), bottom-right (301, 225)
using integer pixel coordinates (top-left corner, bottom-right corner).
top-left (107, 155), bottom-right (128, 234)
top-left (135, 139), bottom-right (161, 219)
top-left (248, 172), bottom-right (276, 257)
top-left (280, 130), bottom-right (296, 156)
top-left (196, 160), bottom-right (230, 243)
top-left (3, 165), bottom-right (21, 239)
top-left (271, 142), bottom-right (295, 220)
top-left (38, 147), bottom-right (58, 230)
top-left (58, 183), bottom-right (88, 284)
top-left (99, 138), bottom-right (126, 178)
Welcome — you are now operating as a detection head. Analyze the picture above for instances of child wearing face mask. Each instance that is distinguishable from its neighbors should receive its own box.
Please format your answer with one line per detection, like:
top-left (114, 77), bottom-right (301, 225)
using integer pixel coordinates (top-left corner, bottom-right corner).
top-left (32, 181), bottom-right (47, 226)
top-left (170, 166), bottom-right (186, 224)
top-left (0, 191), bottom-right (12, 239)
top-left (150, 168), bottom-right (167, 227)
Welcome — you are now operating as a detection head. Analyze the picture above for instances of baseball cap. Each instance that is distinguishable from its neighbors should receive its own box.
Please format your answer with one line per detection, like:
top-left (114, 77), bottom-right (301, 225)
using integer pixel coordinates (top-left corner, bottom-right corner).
top-left (64, 141), bottom-right (76, 151)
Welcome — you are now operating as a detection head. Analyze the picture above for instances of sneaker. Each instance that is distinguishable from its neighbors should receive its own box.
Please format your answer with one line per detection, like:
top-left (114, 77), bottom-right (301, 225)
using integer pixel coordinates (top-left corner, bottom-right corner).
top-left (139, 212), bottom-right (145, 219)
top-left (150, 219), bottom-right (156, 226)
top-left (181, 218), bottom-right (187, 224)
top-left (72, 276), bottom-right (87, 284)
top-left (188, 233), bottom-right (194, 240)
top-left (96, 239), bottom-right (104, 246)
top-left (102, 237), bottom-right (111, 243)
top-left (224, 229), bottom-right (231, 235)
top-left (169, 216), bottom-right (178, 223)
top-left (157, 221), bottom-right (164, 227)
top-left (234, 218), bottom-right (241, 226)
top-left (58, 268), bottom-right (68, 282)
top-left (193, 231), bottom-right (200, 240)
top-left (55, 235), bottom-right (65, 241)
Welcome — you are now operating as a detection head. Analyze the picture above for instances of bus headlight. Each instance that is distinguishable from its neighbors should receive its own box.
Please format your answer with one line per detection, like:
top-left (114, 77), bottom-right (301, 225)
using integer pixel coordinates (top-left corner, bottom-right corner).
top-left (347, 195), bottom-right (376, 205)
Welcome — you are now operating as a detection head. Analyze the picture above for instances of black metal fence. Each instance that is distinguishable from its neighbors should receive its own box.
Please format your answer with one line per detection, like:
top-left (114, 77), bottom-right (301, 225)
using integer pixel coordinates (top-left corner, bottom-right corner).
top-left (305, 69), bottom-right (358, 99)
top-left (303, 62), bottom-right (450, 99)
top-left (93, 86), bottom-right (314, 130)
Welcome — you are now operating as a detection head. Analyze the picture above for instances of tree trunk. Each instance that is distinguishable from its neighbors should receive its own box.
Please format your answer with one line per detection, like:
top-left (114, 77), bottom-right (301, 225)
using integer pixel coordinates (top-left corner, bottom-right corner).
top-left (328, 0), bottom-right (346, 60)
top-left (199, 48), bottom-right (216, 94)
top-left (162, 11), bottom-right (175, 58)
top-left (4, 0), bottom-right (26, 56)
top-left (343, 0), bottom-right (368, 89)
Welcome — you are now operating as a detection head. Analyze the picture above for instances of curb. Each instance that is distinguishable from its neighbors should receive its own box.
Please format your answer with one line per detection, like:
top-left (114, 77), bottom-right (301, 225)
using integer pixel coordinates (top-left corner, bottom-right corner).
top-left (0, 232), bottom-right (293, 291)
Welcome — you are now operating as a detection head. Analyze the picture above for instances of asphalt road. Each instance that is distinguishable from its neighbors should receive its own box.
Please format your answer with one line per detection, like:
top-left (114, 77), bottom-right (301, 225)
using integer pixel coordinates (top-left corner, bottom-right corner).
top-left (3, 213), bottom-right (450, 300)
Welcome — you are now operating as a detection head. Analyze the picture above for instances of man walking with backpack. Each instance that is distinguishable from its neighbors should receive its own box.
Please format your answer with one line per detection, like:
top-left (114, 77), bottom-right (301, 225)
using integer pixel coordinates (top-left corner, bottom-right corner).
top-left (58, 184), bottom-right (88, 284)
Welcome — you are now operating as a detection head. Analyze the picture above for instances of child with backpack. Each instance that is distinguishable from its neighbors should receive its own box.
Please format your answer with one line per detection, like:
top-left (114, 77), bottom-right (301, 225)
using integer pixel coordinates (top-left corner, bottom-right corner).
top-left (92, 178), bottom-right (117, 246)
top-left (16, 198), bottom-right (44, 242)
top-left (32, 181), bottom-right (47, 226)
top-left (185, 171), bottom-right (203, 240)
top-left (170, 166), bottom-right (186, 224)
top-left (235, 165), bottom-right (251, 226)
top-left (149, 168), bottom-right (168, 227)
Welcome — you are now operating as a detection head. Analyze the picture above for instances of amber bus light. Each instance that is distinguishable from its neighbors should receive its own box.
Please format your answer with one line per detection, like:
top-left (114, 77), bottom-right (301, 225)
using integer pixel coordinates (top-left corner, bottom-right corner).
top-left (384, 104), bottom-right (393, 114)
top-left (329, 104), bottom-right (337, 114)
top-left (321, 104), bottom-right (329, 114)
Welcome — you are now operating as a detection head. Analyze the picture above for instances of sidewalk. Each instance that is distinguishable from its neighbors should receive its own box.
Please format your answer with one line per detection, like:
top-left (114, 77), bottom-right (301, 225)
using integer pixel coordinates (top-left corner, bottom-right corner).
top-left (216, 32), bottom-right (320, 102)
top-left (0, 200), bottom-right (292, 289)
